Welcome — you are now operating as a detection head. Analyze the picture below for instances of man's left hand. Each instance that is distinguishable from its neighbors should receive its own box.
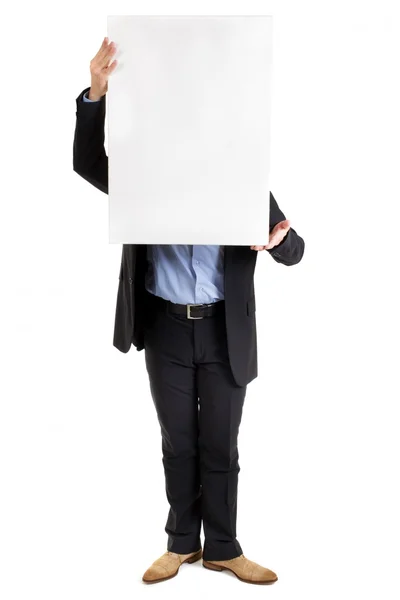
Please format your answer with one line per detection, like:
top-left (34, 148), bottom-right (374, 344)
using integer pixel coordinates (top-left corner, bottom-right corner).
top-left (250, 220), bottom-right (291, 251)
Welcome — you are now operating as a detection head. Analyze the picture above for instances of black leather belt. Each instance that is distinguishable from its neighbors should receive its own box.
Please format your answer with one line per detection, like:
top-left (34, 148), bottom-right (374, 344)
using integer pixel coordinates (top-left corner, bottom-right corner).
top-left (148, 291), bottom-right (224, 319)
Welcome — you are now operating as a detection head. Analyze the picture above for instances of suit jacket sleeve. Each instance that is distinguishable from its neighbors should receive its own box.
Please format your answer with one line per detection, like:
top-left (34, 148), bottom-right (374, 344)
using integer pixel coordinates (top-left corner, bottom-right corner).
top-left (73, 87), bottom-right (109, 194)
top-left (267, 191), bottom-right (305, 266)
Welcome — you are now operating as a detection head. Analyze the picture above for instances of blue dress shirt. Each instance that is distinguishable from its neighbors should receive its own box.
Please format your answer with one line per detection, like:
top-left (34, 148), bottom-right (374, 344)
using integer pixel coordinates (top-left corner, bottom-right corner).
top-left (83, 91), bottom-right (225, 304)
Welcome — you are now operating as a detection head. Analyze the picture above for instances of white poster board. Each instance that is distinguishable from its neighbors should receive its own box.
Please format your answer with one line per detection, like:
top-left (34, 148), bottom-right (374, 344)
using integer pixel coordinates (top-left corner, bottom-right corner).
top-left (107, 15), bottom-right (273, 245)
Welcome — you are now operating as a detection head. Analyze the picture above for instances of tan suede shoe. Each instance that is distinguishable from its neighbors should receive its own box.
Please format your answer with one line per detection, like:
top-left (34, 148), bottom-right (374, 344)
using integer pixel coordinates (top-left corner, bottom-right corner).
top-left (142, 549), bottom-right (202, 584)
top-left (203, 554), bottom-right (278, 585)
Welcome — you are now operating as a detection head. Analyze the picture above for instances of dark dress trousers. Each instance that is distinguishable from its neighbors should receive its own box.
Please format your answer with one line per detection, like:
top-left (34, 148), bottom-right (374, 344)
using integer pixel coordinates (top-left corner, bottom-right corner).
top-left (73, 87), bottom-right (305, 559)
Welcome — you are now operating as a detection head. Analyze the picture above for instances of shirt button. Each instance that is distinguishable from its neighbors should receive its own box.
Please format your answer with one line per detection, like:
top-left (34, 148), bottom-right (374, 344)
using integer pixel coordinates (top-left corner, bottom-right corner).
top-left (196, 261), bottom-right (200, 265)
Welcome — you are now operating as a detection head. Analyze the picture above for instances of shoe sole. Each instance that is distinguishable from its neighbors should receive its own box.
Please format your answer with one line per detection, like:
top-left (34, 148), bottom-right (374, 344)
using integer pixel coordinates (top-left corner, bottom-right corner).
top-left (202, 560), bottom-right (278, 585)
top-left (142, 549), bottom-right (203, 584)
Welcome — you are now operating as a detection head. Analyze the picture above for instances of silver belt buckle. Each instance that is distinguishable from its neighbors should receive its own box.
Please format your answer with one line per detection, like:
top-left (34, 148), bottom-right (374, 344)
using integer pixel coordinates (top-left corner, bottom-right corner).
top-left (187, 304), bottom-right (204, 319)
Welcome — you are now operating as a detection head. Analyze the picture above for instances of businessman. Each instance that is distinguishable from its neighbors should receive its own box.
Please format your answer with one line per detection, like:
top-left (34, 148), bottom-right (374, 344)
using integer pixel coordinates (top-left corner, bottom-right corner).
top-left (73, 37), bottom-right (305, 585)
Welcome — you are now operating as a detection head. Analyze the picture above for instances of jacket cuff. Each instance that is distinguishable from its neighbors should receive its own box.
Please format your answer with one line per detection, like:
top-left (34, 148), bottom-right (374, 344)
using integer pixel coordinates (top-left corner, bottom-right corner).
top-left (75, 87), bottom-right (106, 118)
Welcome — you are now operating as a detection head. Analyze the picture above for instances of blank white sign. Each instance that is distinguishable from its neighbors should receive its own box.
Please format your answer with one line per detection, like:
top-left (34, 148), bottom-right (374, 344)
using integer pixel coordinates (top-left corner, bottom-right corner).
top-left (107, 15), bottom-right (273, 245)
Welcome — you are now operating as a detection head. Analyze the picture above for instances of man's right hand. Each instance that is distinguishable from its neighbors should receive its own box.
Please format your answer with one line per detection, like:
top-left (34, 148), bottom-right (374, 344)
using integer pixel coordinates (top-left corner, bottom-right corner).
top-left (88, 37), bottom-right (118, 101)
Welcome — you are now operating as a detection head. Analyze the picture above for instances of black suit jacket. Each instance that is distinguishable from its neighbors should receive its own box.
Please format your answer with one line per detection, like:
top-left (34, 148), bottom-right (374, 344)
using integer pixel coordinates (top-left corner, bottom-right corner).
top-left (73, 87), bottom-right (305, 386)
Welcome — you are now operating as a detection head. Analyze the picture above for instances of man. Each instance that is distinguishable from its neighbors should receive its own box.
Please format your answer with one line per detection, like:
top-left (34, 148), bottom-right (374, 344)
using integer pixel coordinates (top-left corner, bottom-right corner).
top-left (73, 37), bottom-right (305, 585)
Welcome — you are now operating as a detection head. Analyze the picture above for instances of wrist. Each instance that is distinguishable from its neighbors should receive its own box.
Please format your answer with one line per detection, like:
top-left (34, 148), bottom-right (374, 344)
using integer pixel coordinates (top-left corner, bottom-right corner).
top-left (88, 88), bottom-right (103, 102)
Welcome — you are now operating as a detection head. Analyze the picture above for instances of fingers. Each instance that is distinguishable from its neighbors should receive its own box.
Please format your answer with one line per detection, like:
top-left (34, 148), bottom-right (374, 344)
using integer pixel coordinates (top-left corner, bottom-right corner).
top-left (98, 37), bottom-right (108, 53)
top-left (106, 59), bottom-right (118, 74)
top-left (93, 37), bottom-right (117, 69)
top-left (95, 37), bottom-right (110, 61)
top-left (251, 219), bottom-right (291, 251)
top-left (100, 42), bottom-right (117, 69)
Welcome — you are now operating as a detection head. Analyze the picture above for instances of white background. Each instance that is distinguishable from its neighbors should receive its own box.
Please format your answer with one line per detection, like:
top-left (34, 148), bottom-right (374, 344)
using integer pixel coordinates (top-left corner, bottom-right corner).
top-left (1, 1), bottom-right (400, 599)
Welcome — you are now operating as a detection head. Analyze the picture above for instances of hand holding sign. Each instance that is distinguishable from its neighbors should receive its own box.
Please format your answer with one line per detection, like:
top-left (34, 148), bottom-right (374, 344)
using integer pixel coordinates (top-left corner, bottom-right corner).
top-left (250, 220), bottom-right (291, 251)
top-left (89, 37), bottom-right (118, 101)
